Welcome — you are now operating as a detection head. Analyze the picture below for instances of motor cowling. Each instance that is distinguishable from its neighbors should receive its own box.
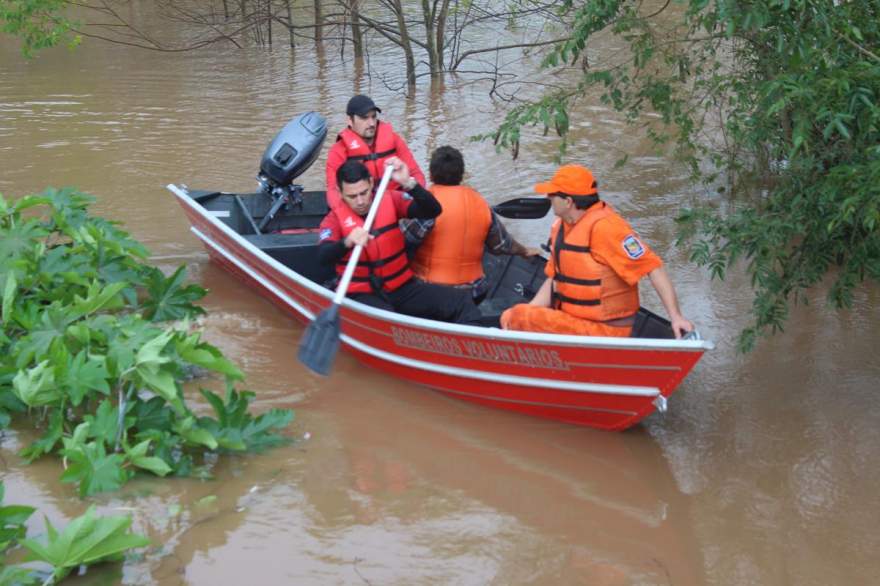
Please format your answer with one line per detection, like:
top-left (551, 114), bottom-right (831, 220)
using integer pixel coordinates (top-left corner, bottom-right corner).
top-left (258, 111), bottom-right (327, 190)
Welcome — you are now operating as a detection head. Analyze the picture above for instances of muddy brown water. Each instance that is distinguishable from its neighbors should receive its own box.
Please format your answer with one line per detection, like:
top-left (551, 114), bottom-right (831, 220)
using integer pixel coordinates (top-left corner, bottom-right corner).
top-left (2, 25), bottom-right (879, 586)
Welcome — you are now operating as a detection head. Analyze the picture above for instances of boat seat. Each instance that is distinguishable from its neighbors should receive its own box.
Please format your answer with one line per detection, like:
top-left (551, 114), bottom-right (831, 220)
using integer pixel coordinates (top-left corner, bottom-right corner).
top-left (245, 232), bottom-right (335, 286)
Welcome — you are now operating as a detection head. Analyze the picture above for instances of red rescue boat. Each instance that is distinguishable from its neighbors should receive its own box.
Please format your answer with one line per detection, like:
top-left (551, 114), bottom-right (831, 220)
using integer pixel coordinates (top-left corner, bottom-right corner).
top-left (168, 112), bottom-right (712, 431)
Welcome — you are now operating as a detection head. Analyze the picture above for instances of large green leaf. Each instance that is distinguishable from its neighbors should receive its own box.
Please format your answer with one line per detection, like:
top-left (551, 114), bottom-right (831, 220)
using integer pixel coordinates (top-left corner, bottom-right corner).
top-left (198, 389), bottom-right (292, 452)
top-left (60, 351), bottom-right (111, 406)
top-left (175, 333), bottom-right (243, 380)
top-left (172, 415), bottom-right (218, 450)
top-left (0, 566), bottom-right (38, 586)
top-left (83, 400), bottom-right (119, 447)
top-left (1, 270), bottom-right (15, 325)
top-left (124, 440), bottom-right (172, 477)
top-left (141, 266), bottom-right (206, 322)
top-left (0, 219), bottom-right (47, 263)
top-left (12, 306), bottom-right (72, 368)
top-left (134, 329), bottom-right (174, 369)
top-left (21, 506), bottom-right (149, 583)
top-left (130, 396), bottom-right (173, 433)
top-left (19, 409), bottom-right (64, 462)
top-left (60, 427), bottom-right (130, 496)
top-left (69, 281), bottom-right (127, 320)
top-left (12, 360), bottom-right (59, 407)
top-left (1, 481), bottom-right (36, 553)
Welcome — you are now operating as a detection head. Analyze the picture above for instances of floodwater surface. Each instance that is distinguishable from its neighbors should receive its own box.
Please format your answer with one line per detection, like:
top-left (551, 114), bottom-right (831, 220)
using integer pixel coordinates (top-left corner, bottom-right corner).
top-left (1, 15), bottom-right (879, 586)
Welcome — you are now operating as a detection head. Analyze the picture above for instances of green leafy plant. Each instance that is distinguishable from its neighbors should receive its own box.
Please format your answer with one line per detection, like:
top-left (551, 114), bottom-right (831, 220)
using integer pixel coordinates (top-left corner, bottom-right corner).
top-left (0, 188), bottom-right (293, 495)
top-left (21, 506), bottom-right (149, 584)
top-left (0, 0), bottom-right (80, 58)
top-left (198, 387), bottom-right (293, 452)
top-left (0, 483), bottom-right (35, 554)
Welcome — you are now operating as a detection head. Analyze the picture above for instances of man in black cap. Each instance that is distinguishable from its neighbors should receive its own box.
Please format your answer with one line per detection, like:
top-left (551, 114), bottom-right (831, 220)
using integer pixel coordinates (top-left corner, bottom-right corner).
top-left (324, 94), bottom-right (426, 209)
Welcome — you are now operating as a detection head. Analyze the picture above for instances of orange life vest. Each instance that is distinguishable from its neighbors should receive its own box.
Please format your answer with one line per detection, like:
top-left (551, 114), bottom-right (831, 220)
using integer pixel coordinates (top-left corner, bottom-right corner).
top-left (338, 122), bottom-right (398, 184)
top-left (410, 185), bottom-right (492, 285)
top-left (333, 195), bottom-right (412, 294)
top-left (550, 204), bottom-right (640, 321)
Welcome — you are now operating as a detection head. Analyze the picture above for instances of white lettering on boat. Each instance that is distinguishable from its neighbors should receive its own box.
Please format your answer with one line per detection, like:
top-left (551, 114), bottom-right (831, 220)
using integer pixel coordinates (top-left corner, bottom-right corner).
top-left (390, 326), bottom-right (567, 371)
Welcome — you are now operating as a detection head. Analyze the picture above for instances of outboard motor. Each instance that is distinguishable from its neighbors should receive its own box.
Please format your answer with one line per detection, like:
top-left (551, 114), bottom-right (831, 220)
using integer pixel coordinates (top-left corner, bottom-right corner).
top-left (255, 111), bottom-right (328, 232)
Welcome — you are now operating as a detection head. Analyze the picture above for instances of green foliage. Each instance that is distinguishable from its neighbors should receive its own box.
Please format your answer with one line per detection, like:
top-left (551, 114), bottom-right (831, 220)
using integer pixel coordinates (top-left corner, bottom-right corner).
top-left (198, 386), bottom-right (293, 452)
top-left (21, 505), bottom-right (149, 584)
top-left (0, 483), bottom-right (35, 554)
top-left (141, 266), bottom-right (207, 322)
top-left (0, 188), bottom-right (293, 496)
top-left (490, 0), bottom-right (880, 350)
top-left (0, 566), bottom-right (38, 586)
top-left (0, 0), bottom-right (80, 57)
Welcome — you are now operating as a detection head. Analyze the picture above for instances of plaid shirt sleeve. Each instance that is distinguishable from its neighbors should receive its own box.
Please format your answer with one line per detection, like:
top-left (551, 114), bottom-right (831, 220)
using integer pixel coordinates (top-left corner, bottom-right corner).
top-left (401, 217), bottom-right (435, 248)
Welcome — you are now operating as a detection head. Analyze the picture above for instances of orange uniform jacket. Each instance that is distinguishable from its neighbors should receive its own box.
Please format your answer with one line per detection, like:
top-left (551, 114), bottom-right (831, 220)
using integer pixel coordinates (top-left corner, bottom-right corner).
top-left (410, 184), bottom-right (492, 285)
top-left (547, 202), bottom-right (662, 321)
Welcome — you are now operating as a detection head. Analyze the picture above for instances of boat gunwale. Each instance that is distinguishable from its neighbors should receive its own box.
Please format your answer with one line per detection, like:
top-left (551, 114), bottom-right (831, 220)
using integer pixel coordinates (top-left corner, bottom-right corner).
top-left (169, 184), bottom-right (715, 353)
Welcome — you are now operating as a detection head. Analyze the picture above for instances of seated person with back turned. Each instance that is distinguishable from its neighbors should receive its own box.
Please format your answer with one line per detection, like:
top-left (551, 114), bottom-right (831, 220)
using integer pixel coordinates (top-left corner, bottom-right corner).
top-left (501, 164), bottom-right (694, 338)
top-left (317, 157), bottom-right (483, 325)
top-left (405, 146), bottom-right (541, 302)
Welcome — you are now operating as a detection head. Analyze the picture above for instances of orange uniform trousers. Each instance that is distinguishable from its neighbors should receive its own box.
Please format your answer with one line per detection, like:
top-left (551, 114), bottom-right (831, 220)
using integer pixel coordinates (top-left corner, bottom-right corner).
top-left (500, 304), bottom-right (632, 337)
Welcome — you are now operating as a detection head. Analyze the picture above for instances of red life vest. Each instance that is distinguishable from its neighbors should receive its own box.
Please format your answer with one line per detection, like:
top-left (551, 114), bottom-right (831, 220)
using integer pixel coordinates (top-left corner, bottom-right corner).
top-left (550, 204), bottom-right (640, 321)
top-left (338, 122), bottom-right (398, 183)
top-left (333, 195), bottom-right (413, 294)
top-left (411, 185), bottom-right (492, 285)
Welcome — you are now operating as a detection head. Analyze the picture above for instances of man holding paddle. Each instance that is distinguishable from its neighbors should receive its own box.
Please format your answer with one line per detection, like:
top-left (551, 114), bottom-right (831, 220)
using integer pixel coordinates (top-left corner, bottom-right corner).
top-left (316, 157), bottom-right (483, 325)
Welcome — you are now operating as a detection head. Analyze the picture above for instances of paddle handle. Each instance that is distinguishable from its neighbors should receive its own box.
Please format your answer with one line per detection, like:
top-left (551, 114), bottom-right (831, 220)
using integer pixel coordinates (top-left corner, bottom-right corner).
top-left (331, 164), bottom-right (396, 305)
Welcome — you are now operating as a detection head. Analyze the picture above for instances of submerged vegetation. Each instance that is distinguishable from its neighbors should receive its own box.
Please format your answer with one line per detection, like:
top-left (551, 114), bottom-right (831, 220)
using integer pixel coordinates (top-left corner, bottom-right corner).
top-left (2, 481), bottom-right (150, 585)
top-left (0, 188), bottom-right (293, 497)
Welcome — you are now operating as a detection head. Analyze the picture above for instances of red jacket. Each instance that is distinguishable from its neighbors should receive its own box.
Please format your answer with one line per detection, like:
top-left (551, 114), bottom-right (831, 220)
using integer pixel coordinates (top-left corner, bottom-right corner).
top-left (318, 190), bottom-right (414, 294)
top-left (325, 121), bottom-right (425, 209)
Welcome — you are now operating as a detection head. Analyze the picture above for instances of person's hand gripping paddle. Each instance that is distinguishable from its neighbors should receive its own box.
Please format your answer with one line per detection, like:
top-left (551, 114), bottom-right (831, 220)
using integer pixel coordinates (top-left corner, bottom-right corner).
top-left (297, 163), bottom-right (395, 375)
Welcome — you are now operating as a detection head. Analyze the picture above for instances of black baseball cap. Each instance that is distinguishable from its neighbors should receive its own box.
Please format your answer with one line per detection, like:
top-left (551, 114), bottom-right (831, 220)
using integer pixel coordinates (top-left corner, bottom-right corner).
top-left (346, 94), bottom-right (381, 117)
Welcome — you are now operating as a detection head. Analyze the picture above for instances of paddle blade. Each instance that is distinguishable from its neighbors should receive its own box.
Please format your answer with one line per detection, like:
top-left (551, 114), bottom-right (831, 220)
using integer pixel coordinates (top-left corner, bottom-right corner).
top-left (297, 304), bottom-right (341, 376)
top-left (492, 197), bottom-right (551, 219)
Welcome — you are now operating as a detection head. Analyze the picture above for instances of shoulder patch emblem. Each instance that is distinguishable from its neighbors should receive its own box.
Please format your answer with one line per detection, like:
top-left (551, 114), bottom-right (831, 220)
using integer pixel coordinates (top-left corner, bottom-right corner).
top-left (622, 234), bottom-right (645, 259)
top-left (350, 139), bottom-right (360, 149)
top-left (343, 217), bottom-right (356, 228)
top-left (319, 228), bottom-right (332, 240)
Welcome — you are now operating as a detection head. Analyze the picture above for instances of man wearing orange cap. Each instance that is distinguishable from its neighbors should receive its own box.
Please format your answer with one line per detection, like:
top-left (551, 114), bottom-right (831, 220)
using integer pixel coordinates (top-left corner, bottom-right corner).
top-left (500, 165), bottom-right (694, 338)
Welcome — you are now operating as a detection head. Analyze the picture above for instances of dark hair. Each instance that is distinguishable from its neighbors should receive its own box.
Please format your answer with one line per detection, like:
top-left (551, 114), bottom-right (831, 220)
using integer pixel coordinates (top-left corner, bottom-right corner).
top-left (429, 146), bottom-right (464, 186)
top-left (336, 160), bottom-right (372, 188)
top-left (572, 194), bottom-right (600, 210)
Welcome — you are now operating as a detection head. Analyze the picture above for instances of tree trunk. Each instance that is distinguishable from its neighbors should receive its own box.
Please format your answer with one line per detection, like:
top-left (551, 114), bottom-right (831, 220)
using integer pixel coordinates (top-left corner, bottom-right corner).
top-left (314, 0), bottom-right (323, 43)
top-left (286, 0), bottom-right (295, 48)
top-left (392, 0), bottom-right (416, 88)
top-left (266, 0), bottom-right (272, 47)
top-left (421, 0), bottom-right (438, 76)
top-left (351, 0), bottom-right (364, 59)
top-left (435, 0), bottom-right (450, 73)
